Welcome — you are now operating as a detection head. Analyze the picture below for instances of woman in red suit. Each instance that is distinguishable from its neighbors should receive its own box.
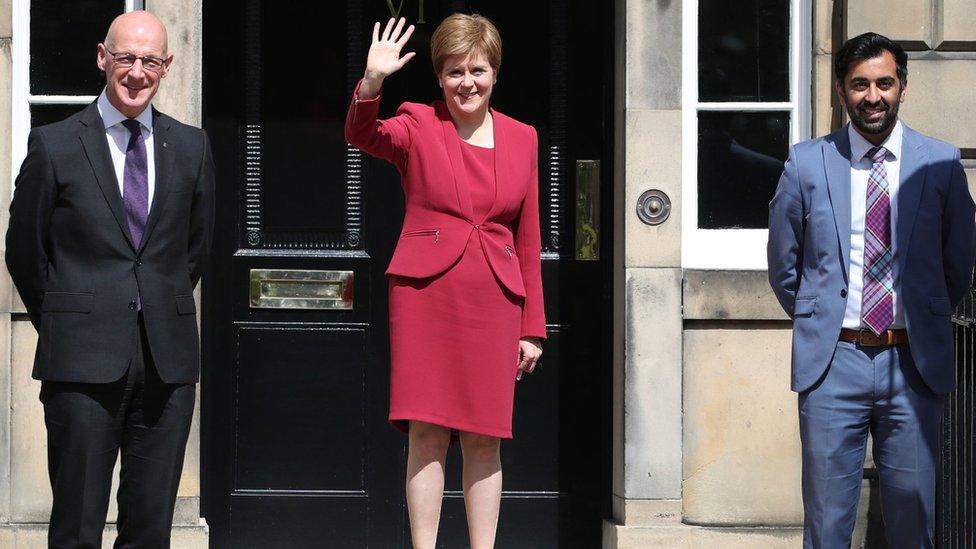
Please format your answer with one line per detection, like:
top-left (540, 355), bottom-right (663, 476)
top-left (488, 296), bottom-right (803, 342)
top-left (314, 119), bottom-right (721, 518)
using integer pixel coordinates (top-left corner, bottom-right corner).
top-left (345, 14), bottom-right (546, 549)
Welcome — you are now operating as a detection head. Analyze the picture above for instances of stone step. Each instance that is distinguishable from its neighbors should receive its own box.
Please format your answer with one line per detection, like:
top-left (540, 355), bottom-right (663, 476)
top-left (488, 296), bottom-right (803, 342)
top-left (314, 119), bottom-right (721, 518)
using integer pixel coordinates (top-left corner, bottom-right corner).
top-left (603, 521), bottom-right (802, 549)
top-left (0, 523), bottom-right (209, 549)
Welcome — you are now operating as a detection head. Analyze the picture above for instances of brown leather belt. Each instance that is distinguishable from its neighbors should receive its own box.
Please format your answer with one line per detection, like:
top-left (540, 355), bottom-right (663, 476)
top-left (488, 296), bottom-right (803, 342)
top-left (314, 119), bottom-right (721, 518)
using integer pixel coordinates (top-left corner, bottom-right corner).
top-left (838, 328), bottom-right (908, 347)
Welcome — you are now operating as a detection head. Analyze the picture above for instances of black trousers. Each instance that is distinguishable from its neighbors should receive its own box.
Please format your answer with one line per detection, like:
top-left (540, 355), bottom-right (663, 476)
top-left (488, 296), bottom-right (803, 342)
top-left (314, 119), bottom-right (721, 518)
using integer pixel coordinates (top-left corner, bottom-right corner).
top-left (40, 315), bottom-right (195, 549)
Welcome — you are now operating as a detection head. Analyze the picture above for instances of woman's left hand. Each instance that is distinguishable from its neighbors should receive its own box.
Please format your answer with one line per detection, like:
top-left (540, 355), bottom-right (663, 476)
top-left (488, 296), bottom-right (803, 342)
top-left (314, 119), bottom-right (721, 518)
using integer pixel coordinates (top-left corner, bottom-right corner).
top-left (517, 337), bottom-right (543, 380)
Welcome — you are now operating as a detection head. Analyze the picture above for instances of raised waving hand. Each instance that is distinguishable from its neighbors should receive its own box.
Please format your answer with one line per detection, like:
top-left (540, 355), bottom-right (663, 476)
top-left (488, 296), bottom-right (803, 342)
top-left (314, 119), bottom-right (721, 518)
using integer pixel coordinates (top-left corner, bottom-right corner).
top-left (359, 17), bottom-right (415, 100)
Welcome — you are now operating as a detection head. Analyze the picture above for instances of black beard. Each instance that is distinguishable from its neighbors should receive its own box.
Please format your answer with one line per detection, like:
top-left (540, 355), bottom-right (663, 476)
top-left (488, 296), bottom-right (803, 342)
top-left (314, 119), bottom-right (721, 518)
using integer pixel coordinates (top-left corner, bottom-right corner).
top-left (847, 97), bottom-right (900, 136)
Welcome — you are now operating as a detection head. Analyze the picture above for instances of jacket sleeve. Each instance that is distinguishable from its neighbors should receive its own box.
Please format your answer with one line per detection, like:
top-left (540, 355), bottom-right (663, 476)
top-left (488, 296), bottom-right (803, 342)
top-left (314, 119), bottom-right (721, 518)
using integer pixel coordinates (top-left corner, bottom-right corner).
top-left (344, 79), bottom-right (419, 172)
top-left (188, 131), bottom-right (216, 288)
top-left (515, 127), bottom-right (547, 339)
top-left (767, 146), bottom-right (804, 319)
top-left (6, 128), bottom-right (56, 329)
top-left (943, 148), bottom-right (976, 307)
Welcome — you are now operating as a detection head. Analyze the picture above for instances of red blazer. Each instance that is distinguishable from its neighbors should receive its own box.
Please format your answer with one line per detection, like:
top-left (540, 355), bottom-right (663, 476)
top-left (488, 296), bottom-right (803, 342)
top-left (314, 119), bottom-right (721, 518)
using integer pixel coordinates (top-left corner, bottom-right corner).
top-left (345, 81), bottom-right (546, 339)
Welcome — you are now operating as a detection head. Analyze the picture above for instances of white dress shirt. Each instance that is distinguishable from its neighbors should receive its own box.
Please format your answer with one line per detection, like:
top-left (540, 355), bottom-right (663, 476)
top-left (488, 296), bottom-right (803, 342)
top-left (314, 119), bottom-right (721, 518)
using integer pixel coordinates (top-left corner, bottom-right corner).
top-left (96, 90), bottom-right (157, 209)
top-left (843, 120), bottom-right (905, 329)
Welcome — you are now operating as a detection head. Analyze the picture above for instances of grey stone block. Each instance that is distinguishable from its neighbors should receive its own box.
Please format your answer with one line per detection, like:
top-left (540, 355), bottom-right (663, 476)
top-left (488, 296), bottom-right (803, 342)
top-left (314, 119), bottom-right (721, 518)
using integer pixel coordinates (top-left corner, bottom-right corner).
top-left (624, 0), bottom-right (682, 110)
top-left (616, 268), bottom-right (682, 501)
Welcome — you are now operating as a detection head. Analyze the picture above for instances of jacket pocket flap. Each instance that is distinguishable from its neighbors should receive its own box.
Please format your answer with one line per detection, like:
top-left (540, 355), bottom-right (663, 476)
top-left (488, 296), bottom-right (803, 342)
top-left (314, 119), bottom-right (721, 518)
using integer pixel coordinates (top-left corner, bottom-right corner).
top-left (176, 295), bottom-right (197, 315)
top-left (41, 292), bottom-right (93, 313)
top-left (929, 297), bottom-right (953, 316)
top-left (793, 297), bottom-right (817, 316)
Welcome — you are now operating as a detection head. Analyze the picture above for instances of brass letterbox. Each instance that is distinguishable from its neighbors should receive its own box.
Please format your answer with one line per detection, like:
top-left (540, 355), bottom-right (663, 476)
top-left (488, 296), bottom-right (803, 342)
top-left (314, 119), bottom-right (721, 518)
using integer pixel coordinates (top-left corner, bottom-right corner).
top-left (249, 269), bottom-right (354, 310)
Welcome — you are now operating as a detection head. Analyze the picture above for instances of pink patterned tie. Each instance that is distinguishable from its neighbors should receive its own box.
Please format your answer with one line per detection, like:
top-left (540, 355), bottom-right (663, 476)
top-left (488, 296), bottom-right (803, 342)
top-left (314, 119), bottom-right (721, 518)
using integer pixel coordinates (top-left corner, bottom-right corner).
top-left (861, 146), bottom-right (894, 335)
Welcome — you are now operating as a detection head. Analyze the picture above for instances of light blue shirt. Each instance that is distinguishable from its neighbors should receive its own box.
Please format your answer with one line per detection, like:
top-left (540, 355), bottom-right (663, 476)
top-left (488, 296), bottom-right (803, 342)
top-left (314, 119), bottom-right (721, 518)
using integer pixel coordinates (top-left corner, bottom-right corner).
top-left (96, 89), bottom-right (157, 209)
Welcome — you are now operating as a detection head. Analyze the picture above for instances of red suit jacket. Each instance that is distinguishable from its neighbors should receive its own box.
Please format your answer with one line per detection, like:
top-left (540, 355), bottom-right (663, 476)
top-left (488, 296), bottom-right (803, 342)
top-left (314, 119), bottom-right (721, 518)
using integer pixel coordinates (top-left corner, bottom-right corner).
top-left (345, 82), bottom-right (546, 338)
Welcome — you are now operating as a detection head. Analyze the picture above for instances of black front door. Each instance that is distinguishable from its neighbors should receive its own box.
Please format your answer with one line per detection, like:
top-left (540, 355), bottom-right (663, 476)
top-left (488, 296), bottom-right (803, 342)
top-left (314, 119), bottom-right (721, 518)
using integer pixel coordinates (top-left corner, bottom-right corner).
top-left (201, 1), bottom-right (612, 547)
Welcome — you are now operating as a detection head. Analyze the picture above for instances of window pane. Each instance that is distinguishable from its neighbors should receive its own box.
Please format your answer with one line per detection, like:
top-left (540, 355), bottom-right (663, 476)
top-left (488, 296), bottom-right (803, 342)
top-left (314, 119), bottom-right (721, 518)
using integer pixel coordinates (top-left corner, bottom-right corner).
top-left (30, 0), bottom-right (124, 95)
top-left (31, 103), bottom-right (87, 128)
top-left (698, 111), bottom-right (789, 229)
top-left (699, 0), bottom-right (789, 102)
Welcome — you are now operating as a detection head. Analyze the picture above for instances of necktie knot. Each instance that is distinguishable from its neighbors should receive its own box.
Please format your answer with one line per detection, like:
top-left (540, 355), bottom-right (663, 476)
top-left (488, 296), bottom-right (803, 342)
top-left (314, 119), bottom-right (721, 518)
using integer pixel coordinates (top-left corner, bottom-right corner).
top-left (866, 146), bottom-right (888, 164)
top-left (121, 119), bottom-right (141, 136)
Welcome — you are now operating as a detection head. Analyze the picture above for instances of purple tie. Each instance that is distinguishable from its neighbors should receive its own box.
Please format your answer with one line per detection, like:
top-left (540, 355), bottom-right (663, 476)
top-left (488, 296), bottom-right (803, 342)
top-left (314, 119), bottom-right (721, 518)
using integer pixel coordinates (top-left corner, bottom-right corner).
top-left (121, 119), bottom-right (148, 248)
top-left (861, 146), bottom-right (894, 335)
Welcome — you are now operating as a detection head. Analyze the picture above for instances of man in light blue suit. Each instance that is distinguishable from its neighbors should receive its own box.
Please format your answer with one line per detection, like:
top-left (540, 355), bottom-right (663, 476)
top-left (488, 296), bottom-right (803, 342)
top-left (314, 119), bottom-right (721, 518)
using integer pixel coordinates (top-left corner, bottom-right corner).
top-left (768, 32), bottom-right (976, 548)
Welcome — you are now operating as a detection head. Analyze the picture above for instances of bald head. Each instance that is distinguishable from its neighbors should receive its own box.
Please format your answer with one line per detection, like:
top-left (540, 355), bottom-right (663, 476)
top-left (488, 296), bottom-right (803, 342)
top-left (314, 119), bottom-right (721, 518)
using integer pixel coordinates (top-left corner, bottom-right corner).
top-left (97, 10), bottom-right (173, 118)
top-left (104, 10), bottom-right (168, 55)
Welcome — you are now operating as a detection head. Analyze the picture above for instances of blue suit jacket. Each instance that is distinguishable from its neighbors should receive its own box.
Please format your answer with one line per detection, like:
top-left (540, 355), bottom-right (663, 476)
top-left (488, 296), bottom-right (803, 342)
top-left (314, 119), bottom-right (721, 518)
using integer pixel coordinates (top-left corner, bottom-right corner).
top-left (767, 124), bottom-right (976, 395)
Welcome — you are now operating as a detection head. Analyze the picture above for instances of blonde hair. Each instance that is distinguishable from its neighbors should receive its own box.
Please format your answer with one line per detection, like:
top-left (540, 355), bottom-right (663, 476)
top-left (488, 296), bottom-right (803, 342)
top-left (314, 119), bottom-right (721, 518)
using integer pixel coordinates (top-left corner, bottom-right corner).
top-left (430, 13), bottom-right (502, 74)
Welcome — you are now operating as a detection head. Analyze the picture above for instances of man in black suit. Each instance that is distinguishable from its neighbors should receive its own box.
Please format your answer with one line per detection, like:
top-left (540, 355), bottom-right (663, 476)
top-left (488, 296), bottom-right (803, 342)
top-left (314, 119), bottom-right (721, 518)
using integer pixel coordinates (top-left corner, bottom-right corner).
top-left (5, 10), bottom-right (213, 547)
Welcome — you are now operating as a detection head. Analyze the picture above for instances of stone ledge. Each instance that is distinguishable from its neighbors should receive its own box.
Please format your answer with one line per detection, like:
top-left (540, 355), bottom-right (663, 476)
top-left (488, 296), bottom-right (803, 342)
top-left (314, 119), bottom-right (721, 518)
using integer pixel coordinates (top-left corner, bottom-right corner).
top-left (611, 497), bottom-right (681, 526)
top-left (0, 522), bottom-right (208, 548)
top-left (603, 521), bottom-right (801, 548)
top-left (683, 270), bottom-right (787, 320)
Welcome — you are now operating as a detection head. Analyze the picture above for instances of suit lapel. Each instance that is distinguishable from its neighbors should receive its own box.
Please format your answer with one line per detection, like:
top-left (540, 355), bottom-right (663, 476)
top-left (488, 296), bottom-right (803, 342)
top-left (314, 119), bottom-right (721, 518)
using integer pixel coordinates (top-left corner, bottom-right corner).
top-left (480, 109), bottom-right (507, 224)
top-left (78, 103), bottom-right (135, 249)
top-left (823, 128), bottom-right (852, 283)
top-left (437, 103), bottom-right (475, 221)
top-left (896, 126), bottom-right (928, 273)
top-left (139, 109), bottom-right (173, 253)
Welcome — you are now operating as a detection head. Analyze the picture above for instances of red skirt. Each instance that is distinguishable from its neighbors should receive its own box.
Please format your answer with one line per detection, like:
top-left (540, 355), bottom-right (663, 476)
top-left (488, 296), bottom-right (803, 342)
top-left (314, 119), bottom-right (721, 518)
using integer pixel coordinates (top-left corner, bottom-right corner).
top-left (388, 231), bottom-right (522, 438)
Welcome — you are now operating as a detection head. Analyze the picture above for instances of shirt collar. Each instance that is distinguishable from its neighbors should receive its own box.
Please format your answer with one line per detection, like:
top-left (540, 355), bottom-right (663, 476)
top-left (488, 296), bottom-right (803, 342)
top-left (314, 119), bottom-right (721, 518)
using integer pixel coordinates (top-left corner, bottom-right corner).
top-left (848, 119), bottom-right (903, 163)
top-left (96, 89), bottom-right (154, 134)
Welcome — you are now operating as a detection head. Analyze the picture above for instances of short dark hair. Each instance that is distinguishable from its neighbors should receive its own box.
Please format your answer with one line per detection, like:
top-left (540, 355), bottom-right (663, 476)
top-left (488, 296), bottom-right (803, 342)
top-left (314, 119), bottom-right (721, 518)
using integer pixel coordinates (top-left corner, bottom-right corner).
top-left (834, 32), bottom-right (908, 87)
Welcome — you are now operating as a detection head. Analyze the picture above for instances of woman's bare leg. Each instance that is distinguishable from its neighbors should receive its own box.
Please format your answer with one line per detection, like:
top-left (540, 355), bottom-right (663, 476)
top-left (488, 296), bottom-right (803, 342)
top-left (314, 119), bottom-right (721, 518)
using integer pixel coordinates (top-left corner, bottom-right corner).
top-left (406, 421), bottom-right (452, 549)
top-left (459, 431), bottom-right (502, 549)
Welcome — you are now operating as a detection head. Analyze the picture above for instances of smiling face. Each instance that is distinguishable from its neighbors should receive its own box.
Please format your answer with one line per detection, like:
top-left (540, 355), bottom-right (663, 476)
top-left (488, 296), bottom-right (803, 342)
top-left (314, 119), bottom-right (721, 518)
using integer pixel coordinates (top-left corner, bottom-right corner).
top-left (96, 11), bottom-right (172, 118)
top-left (438, 50), bottom-right (496, 122)
top-left (835, 51), bottom-right (906, 144)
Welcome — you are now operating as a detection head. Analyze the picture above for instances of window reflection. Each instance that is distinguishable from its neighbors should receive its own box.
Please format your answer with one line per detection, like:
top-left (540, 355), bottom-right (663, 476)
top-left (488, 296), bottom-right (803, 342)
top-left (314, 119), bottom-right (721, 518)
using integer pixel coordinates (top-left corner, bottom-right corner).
top-left (698, 111), bottom-right (789, 229)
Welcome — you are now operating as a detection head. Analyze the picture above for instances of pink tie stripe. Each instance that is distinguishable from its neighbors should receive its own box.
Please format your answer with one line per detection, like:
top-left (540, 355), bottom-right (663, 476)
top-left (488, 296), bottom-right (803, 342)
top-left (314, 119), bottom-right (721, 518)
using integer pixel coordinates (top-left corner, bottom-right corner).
top-left (861, 146), bottom-right (894, 336)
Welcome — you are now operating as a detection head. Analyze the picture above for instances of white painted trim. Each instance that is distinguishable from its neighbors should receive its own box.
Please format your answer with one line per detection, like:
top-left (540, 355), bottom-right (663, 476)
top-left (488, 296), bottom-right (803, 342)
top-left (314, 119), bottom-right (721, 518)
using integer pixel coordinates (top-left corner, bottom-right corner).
top-left (697, 102), bottom-right (796, 112)
top-left (795, 0), bottom-right (813, 141)
top-left (29, 95), bottom-right (99, 104)
top-left (681, 0), bottom-right (813, 270)
top-left (12, 0), bottom-right (30, 195)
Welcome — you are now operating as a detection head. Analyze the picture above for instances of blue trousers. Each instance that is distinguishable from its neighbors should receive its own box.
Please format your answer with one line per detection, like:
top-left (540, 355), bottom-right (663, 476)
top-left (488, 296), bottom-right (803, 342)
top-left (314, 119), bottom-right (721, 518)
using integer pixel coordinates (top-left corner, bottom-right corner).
top-left (799, 341), bottom-right (943, 549)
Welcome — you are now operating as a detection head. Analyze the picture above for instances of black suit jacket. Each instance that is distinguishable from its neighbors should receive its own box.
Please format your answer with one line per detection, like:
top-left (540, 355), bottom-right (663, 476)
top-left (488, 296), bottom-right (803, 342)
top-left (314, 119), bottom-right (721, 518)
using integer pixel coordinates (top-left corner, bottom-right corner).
top-left (6, 102), bottom-right (214, 384)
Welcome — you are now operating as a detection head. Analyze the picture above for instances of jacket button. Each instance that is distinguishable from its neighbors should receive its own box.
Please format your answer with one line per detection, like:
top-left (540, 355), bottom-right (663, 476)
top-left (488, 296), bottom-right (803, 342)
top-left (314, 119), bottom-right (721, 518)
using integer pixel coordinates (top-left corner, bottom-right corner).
top-left (128, 301), bottom-right (137, 310)
top-left (840, 289), bottom-right (848, 298)
top-left (136, 259), bottom-right (143, 267)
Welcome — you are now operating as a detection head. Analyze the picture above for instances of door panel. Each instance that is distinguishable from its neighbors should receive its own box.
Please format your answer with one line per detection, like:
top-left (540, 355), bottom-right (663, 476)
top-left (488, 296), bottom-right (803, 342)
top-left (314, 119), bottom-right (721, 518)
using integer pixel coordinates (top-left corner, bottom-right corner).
top-left (202, 1), bottom-right (611, 546)
top-left (235, 328), bottom-right (367, 489)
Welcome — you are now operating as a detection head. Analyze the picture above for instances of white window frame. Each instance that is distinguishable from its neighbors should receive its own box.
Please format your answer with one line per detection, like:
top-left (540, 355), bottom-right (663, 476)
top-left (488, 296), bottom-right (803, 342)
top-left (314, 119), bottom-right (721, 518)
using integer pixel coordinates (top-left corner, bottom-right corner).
top-left (681, 0), bottom-right (812, 270)
top-left (11, 0), bottom-right (144, 191)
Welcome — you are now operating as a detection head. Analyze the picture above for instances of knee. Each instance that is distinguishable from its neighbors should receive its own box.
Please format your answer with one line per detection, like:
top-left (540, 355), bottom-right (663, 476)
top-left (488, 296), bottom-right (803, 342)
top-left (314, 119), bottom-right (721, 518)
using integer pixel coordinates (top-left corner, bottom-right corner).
top-left (408, 421), bottom-right (451, 454)
top-left (459, 432), bottom-right (499, 462)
